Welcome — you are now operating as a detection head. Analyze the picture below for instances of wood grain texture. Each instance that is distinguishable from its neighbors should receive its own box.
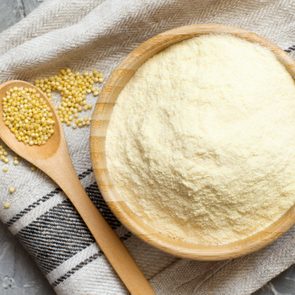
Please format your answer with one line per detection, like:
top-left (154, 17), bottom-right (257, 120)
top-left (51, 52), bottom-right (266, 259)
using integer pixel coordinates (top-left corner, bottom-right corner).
top-left (90, 24), bottom-right (295, 261)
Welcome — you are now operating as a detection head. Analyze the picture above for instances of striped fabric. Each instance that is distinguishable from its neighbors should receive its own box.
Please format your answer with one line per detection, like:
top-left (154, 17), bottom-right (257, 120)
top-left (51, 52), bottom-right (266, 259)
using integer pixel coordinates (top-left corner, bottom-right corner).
top-left (0, 1), bottom-right (294, 294)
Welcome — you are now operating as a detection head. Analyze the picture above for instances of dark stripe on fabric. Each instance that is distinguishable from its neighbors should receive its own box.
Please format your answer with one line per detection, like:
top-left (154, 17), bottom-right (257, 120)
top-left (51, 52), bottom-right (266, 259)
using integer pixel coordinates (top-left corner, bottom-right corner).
top-left (285, 45), bottom-right (295, 53)
top-left (86, 183), bottom-right (121, 228)
top-left (78, 168), bottom-right (93, 180)
top-left (6, 187), bottom-right (61, 227)
top-left (52, 232), bottom-right (132, 287)
top-left (6, 168), bottom-right (93, 227)
top-left (18, 199), bottom-right (95, 274)
top-left (52, 252), bottom-right (101, 288)
top-left (17, 181), bottom-right (122, 274)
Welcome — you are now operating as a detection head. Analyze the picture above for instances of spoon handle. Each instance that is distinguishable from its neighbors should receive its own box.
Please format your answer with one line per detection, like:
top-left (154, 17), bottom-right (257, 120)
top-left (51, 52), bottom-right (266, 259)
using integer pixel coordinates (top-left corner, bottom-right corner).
top-left (48, 158), bottom-right (155, 295)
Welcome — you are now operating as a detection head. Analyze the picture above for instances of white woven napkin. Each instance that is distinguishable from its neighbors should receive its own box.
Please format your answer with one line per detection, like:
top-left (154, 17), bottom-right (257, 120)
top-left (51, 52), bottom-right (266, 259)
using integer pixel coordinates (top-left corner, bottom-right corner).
top-left (0, 1), bottom-right (294, 294)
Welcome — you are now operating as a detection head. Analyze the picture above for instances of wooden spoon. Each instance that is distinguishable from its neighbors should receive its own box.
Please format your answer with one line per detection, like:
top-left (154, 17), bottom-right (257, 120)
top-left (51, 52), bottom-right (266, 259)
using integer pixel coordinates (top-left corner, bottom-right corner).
top-left (0, 80), bottom-right (155, 295)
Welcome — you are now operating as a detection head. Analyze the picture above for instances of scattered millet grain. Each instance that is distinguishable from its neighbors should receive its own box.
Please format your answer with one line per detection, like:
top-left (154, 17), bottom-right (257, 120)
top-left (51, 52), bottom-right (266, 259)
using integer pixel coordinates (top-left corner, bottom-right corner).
top-left (13, 157), bottom-right (19, 166)
top-left (8, 186), bottom-right (16, 194)
top-left (75, 117), bottom-right (91, 128)
top-left (0, 145), bottom-right (9, 163)
top-left (35, 68), bottom-right (103, 128)
top-left (3, 202), bottom-right (10, 209)
top-left (2, 87), bottom-right (55, 146)
top-left (2, 166), bottom-right (8, 173)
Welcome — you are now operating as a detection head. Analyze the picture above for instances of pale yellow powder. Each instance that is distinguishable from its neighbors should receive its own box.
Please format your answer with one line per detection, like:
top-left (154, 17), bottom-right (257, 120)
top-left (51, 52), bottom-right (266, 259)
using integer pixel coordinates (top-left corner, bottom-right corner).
top-left (106, 34), bottom-right (295, 245)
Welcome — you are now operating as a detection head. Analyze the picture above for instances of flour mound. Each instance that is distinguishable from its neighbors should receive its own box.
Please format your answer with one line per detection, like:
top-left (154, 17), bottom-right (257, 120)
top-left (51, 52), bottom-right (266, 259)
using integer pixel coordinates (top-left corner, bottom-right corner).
top-left (106, 35), bottom-right (295, 245)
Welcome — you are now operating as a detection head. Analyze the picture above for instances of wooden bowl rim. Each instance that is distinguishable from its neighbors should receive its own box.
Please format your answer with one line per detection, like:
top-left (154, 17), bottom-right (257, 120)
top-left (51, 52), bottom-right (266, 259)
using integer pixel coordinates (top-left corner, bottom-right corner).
top-left (90, 24), bottom-right (295, 260)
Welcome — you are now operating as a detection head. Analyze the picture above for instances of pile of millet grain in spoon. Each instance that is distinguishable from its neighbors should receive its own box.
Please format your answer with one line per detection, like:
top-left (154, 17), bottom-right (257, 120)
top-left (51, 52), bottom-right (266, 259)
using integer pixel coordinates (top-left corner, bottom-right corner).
top-left (0, 68), bottom-right (103, 208)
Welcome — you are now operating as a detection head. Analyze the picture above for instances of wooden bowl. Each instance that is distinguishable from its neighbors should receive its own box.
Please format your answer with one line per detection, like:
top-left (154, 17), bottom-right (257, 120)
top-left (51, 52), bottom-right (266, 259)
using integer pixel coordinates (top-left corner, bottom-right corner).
top-left (90, 24), bottom-right (295, 260)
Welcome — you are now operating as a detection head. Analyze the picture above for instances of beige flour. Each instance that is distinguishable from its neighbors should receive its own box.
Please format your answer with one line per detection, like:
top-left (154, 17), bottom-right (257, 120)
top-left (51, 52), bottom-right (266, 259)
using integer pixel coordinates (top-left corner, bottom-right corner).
top-left (105, 34), bottom-right (295, 245)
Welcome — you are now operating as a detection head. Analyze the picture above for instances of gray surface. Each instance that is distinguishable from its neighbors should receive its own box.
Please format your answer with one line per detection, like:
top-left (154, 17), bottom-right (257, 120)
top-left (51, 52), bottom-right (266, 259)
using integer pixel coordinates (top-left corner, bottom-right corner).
top-left (0, 224), bottom-right (54, 295)
top-left (0, 1), bottom-right (294, 294)
top-left (0, 0), bottom-right (24, 31)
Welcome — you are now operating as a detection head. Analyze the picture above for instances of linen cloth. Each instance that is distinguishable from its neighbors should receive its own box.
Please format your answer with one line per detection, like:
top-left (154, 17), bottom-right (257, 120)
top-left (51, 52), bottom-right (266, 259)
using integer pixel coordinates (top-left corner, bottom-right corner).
top-left (0, 0), bottom-right (294, 294)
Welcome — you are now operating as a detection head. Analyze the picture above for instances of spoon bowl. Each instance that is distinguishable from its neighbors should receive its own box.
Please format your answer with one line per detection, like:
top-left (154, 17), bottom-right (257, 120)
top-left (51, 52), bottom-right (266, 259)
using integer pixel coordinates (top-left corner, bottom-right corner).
top-left (0, 80), bottom-right (61, 162)
top-left (0, 80), bottom-right (155, 295)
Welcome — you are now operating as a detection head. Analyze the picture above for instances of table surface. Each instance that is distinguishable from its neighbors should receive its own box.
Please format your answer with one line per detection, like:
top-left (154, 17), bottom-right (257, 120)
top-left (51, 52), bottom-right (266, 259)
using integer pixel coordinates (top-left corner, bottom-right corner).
top-left (0, 1), bottom-right (294, 294)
